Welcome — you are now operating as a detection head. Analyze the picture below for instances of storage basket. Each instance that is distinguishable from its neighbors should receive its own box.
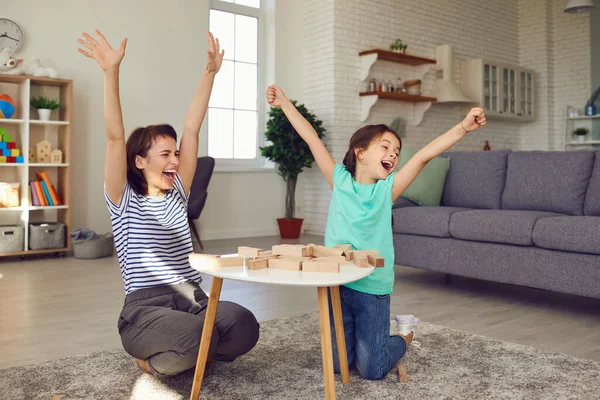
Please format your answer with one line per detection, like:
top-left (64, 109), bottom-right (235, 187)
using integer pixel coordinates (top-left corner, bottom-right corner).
top-left (73, 233), bottom-right (114, 259)
top-left (29, 222), bottom-right (65, 250)
top-left (0, 225), bottom-right (24, 252)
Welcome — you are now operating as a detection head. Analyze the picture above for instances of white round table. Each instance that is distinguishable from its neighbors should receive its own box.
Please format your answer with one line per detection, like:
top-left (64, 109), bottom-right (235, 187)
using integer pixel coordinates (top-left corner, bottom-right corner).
top-left (188, 254), bottom-right (375, 400)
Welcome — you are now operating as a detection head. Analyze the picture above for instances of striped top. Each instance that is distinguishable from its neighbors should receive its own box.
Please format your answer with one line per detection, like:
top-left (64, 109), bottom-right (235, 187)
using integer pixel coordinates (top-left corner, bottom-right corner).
top-left (105, 174), bottom-right (202, 295)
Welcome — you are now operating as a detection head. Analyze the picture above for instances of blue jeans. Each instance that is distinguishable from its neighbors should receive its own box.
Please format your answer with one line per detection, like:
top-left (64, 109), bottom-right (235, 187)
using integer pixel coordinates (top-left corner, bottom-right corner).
top-left (328, 285), bottom-right (406, 380)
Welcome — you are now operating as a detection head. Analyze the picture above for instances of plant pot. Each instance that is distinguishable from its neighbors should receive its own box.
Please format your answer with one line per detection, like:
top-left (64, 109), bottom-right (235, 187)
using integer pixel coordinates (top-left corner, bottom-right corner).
top-left (576, 135), bottom-right (587, 143)
top-left (37, 109), bottom-right (51, 121)
top-left (277, 218), bottom-right (303, 239)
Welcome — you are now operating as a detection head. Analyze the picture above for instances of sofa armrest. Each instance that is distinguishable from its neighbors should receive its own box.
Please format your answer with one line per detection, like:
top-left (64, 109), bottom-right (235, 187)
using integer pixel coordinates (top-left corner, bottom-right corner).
top-left (392, 196), bottom-right (419, 209)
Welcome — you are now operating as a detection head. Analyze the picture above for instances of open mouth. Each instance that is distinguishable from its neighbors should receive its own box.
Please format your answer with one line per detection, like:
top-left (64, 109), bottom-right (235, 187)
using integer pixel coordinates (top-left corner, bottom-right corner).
top-left (381, 160), bottom-right (394, 172)
top-left (162, 169), bottom-right (176, 181)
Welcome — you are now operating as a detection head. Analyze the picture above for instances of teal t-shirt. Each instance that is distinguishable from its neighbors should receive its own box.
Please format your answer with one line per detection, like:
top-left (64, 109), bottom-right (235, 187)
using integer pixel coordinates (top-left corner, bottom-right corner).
top-left (324, 164), bottom-right (395, 295)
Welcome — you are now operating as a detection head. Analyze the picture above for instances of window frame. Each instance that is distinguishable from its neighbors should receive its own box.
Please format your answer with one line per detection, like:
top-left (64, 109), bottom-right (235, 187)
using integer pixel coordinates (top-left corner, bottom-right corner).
top-left (207, 0), bottom-right (267, 169)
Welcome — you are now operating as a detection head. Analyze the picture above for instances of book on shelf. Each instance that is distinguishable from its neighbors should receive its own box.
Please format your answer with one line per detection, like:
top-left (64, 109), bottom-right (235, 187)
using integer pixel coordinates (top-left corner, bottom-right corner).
top-left (28, 171), bottom-right (63, 207)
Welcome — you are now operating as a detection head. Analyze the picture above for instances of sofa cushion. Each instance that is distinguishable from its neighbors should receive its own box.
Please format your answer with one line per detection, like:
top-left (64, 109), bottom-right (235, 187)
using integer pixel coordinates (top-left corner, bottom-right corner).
top-left (449, 210), bottom-right (562, 246)
top-left (397, 147), bottom-right (450, 207)
top-left (532, 216), bottom-right (600, 255)
top-left (584, 152), bottom-right (600, 216)
top-left (441, 150), bottom-right (510, 209)
top-left (392, 196), bottom-right (419, 209)
top-left (501, 151), bottom-right (595, 216)
top-left (392, 207), bottom-right (470, 238)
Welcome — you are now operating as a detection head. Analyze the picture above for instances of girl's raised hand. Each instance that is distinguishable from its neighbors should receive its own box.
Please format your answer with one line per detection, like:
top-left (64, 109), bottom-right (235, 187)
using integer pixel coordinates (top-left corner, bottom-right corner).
top-left (77, 30), bottom-right (127, 71)
top-left (206, 31), bottom-right (224, 73)
top-left (461, 107), bottom-right (487, 133)
top-left (266, 85), bottom-right (288, 107)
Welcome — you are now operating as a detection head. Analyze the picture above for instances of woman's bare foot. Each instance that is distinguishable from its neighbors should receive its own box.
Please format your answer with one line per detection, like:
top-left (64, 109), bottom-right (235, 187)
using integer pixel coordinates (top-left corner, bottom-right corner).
top-left (135, 358), bottom-right (152, 374)
top-left (399, 331), bottom-right (414, 346)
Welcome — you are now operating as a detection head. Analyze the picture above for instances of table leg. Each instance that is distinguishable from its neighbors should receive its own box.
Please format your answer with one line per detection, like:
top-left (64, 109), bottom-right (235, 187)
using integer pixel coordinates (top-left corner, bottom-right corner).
top-left (190, 277), bottom-right (223, 400)
top-left (330, 286), bottom-right (350, 384)
top-left (317, 286), bottom-right (336, 399)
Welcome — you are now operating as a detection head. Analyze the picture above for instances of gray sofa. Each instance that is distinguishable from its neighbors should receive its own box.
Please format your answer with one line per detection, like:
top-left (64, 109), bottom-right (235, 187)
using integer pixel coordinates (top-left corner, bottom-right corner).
top-left (392, 150), bottom-right (600, 299)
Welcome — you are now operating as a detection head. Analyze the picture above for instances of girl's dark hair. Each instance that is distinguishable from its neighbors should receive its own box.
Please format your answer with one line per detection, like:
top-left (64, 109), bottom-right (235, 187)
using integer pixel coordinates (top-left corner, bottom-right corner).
top-left (342, 124), bottom-right (402, 176)
top-left (126, 124), bottom-right (177, 195)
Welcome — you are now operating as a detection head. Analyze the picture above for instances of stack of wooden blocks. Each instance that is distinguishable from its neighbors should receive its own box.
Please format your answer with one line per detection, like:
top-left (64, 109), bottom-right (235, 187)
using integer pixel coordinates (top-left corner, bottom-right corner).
top-left (0, 127), bottom-right (24, 163)
top-left (190, 244), bottom-right (384, 273)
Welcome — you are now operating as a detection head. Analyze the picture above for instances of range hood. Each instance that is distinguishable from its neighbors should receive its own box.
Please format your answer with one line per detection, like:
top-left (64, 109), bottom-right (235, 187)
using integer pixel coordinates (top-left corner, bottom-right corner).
top-left (431, 45), bottom-right (474, 103)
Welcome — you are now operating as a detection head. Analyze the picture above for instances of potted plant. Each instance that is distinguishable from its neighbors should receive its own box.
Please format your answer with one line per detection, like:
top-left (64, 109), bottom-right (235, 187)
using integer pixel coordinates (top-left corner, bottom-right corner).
top-left (573, 127), bottom-right (589, 143)
top-left (261, 101), bottom-right (326, 239)
top-left (30, 96), bottom-right (60, 121)
top-left (391, 39), bottom-right (408, 54)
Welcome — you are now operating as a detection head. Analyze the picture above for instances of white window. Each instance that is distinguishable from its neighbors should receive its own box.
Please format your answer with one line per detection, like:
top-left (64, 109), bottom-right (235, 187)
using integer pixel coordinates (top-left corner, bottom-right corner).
top-left (208, 0), bottom-right (262, 165)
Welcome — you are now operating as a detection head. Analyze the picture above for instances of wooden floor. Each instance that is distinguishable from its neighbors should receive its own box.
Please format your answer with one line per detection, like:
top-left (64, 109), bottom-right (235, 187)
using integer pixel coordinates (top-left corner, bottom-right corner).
top-left (1, 234), bottom-right (599, 370)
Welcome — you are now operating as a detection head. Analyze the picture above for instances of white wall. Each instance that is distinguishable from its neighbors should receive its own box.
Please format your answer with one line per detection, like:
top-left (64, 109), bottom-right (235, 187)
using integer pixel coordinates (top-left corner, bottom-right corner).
top-left (3, 0), bottom-right (305, 240)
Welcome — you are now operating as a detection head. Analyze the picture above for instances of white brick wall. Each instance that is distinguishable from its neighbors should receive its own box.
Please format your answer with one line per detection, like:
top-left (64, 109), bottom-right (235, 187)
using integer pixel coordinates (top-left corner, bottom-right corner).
top-left (550, 0), bottom-right (591, 150)
top-left (302, 0), bottom-right (591, 234)
top-left (518, 0), bottom-right (591, 150)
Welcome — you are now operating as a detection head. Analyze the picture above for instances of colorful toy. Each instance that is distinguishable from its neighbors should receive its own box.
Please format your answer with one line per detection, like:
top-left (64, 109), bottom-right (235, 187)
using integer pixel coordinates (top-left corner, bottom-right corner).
top-left (0, 94), bottom-right (15, 119)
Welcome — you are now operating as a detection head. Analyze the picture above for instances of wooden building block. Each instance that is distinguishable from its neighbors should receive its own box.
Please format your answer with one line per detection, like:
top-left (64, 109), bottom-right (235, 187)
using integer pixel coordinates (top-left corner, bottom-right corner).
top-left (268, 257), bottom-right (302, 271)
top-left (246, 258), bottom-right (269, 270)
top-left (302, 260), bottom-right (340, 273)
top-left (308, 244), bottom-right (345, 258)
top-left (314, 256), bottom-right (346, 263)
top-left (257, 250), bottom-right (273, 257)
top-left (189, 254), bottom-right (244, 267)
top-left (344, 250), bottom-right (354, 261)
top-left (4, 134), bottom-right (12, 142)
top-left (353, 252), bottom-right (369, 268)
top-left (7, 142), bottom-right (16, 150)
top-left (334, 244), bottom-right (353, 253)
top-left (10, 149), bottom-right (19, 157)
top-left (0, 156), bottom-right (6, 163)
top-left (354, 250), bottom-right (379, 257)
top-left (367, 254), bottom-right (385, 268)
top-left (272, 244), bottom-right (310, 257)
top-left (238, 246), bottom-right (264, 258)
top-left (6, 156), bottom-right (15, 163)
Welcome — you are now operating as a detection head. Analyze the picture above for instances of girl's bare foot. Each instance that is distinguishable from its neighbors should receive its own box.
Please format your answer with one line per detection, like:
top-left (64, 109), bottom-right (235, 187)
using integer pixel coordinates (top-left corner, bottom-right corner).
top-left (399, 331), bottom-right (414, 346)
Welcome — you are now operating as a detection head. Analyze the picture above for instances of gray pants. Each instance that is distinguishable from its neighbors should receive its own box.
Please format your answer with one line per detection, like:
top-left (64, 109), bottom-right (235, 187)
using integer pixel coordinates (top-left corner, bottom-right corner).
top-left (118, 281), bottom-right (259, 377)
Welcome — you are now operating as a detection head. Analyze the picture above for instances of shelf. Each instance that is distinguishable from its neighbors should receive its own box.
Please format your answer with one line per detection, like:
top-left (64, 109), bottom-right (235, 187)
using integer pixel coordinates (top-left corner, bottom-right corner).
top-left (358, 49), bottom-right (436, 65)
top-left (0, 74), bottom-right (72, 259)
top-left (566, 141), bottom-right (600, 145)
top-left (359, 49), bottom-right (436, 81)
top-left (0, 163), bottom-right (69, 167)
top-left (359, 91), bottom-right (436, 124)
top-left (0, 207), bottom-right (25, 212)
top-left (0, 247), bottom-right (69, 257)
top-left (567, 115), bottom-right (600, 120)
top-left (0, 119), bottom-right (26, 124)
top-left (29, 163), bottom-right (69, 167)
top-left (30, 120), bottom-right (69, 126)
top-left (359, 91), bottom-right (437, 102)
top-left (30, 76), bottom-right (73, 87)
top-left (0, 205), bottom-right (69, 211)
top-left (29, 205), bottom-right (69, 211)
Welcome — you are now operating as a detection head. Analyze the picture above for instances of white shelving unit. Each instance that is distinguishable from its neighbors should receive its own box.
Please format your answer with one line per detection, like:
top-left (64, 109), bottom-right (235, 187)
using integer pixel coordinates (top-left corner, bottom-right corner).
top-left (564, 110), bottom-right (600, 150)
top-left (358, 49), bottom-right (437, 125)
top-left (0, 74), bottom-right (72, 257)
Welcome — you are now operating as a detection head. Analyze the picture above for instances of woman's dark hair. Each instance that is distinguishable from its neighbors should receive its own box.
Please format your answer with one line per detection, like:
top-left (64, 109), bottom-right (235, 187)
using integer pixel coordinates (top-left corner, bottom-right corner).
top-left (126, 124), bottom-right (178, 195)
top-left (342, 124), bottom-right (402, 176)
